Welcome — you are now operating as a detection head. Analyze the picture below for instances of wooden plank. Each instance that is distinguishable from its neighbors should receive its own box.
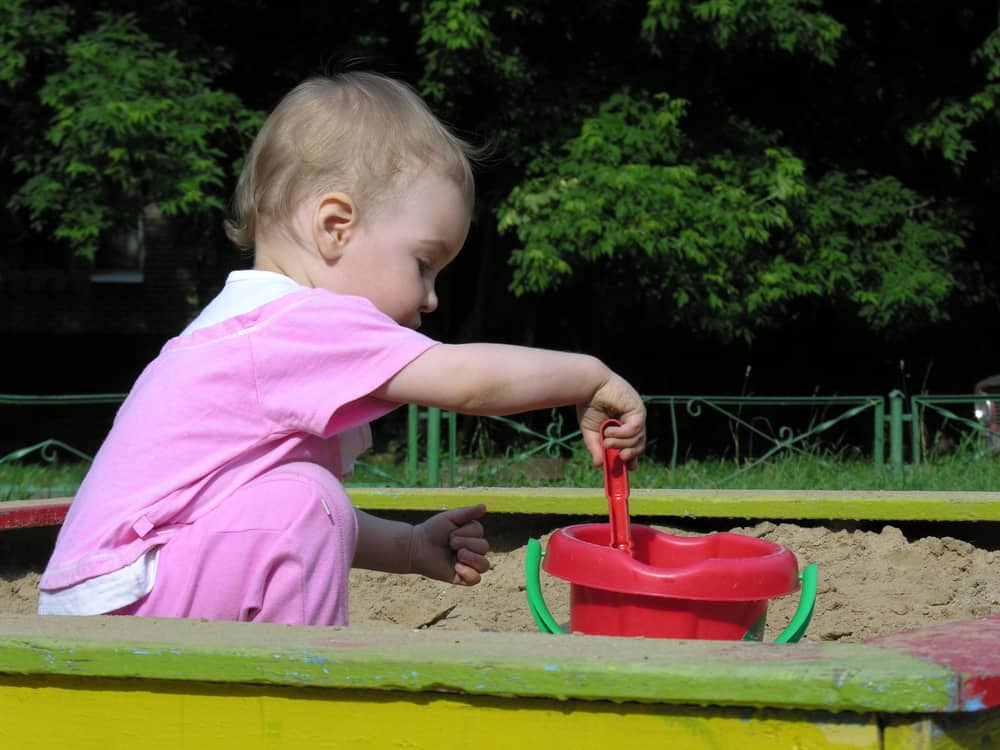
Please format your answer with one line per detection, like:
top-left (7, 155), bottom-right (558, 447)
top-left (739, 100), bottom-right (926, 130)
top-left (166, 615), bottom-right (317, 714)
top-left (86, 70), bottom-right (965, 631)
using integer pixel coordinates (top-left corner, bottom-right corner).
top-left (0, 614), bottom-right (967, 714)
top-left (5, 488), bottom-right (1000, 530)
top-left (866, 615), bottom-right (1000, 711)
top-left (349, 487), bottom-right (1000, 522)
top-left (884, 708), bottom-right (1000, 749)
top-left (5, 615), bottom-right (1000, 748)
top-left (0, 497), bottom-right (70, 529)
top-left (0, 677), bottom-right (882, 750)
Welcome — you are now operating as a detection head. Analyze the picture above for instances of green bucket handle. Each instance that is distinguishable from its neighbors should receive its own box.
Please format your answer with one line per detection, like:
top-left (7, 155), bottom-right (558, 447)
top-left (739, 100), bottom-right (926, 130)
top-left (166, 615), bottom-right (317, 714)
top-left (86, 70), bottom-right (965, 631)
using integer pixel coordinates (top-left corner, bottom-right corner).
top-left (524, 537), bottom-right (818, 643)
top-left (525, 539), bottom-right (564, 634)
top-left (774, 562), bottom-right (818, 643)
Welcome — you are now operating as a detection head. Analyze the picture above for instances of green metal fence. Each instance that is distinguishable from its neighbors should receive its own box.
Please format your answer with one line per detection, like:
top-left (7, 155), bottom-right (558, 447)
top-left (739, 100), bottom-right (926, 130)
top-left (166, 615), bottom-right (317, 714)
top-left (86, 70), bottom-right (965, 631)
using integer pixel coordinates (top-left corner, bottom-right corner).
top-left (405, 391), bottom-right (994, 486)
top-left (0, 393), bottom-right (126, 466)
top-left (1, 391), bottom-right (993, 488)
top-left (648, 394), bottom-right (885, 477)
top-left (908, 393), bottom-right (998, 463)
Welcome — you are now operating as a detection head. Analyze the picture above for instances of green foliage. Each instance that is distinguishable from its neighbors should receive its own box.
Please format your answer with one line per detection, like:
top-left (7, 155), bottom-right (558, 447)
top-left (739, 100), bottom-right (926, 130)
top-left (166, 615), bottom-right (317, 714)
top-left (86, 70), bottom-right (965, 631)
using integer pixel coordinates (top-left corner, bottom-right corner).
top-left (799, 173), bottom-right (963, 330)
top-left (409, 0), bottom-right (528, 105)
top-left (908, 28), bottom-right (1000, 169)
top-left (0, 1), bottom-right (994, 351)
top-left (499, 89), bottom-right (964, 341)
top-left (7, 12), bottom-right (262, 258)
top-left (641, 0), bottom-right (844, 64)
top-left (0, 0), bottom-right (71, 88)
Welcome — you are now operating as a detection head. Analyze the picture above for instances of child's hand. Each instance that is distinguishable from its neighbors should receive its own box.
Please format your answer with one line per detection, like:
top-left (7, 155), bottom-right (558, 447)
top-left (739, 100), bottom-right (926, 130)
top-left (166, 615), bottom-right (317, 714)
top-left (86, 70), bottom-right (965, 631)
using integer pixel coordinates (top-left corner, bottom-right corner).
top-left (577, 371), bottom-right (646, 468)
top-left (410, 504), bottom-right (490, 585)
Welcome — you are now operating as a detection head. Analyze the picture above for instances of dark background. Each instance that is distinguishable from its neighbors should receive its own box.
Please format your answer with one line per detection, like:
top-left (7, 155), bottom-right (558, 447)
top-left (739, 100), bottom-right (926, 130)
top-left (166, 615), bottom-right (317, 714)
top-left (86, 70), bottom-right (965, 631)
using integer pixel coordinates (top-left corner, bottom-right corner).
top-left (3, 1), bottom-right (999, 459)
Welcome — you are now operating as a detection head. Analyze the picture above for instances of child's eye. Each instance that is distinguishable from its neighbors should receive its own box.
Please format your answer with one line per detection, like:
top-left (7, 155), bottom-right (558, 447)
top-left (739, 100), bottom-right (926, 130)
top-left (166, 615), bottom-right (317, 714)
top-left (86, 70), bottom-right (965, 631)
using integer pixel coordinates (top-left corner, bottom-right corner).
top-left (418, 259), bottom-right (433, 274)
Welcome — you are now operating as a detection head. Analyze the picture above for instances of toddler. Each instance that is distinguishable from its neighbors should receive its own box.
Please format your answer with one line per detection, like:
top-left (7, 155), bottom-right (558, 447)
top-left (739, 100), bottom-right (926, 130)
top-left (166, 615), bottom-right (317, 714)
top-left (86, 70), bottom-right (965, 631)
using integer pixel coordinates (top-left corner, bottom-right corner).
top-left (38, 72), bottom-right (646, 626)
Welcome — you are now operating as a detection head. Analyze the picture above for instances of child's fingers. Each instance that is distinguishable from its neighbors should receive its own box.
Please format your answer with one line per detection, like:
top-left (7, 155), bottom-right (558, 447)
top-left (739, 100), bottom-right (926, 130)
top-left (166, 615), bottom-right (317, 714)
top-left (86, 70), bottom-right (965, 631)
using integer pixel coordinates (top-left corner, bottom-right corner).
top-left (602, 410), bottom-right (646, 464)
top-left (453, 548), bottom-right (490, 585)
top-left (450, 519), bottom-right (485, 540)
top-left (453, 562), bottom-right (486, 586)
top-left (581, 427), bottom-right (605, 466)
top-left (450, 534), bottom-right (490, 555)
top-left (452, 563), bottom-right (482, 585)
top-left (602, 431), bottom-right (644, 450)
top-left (457, 547), bottom-right (490, 571)
top-left (601, 411), bottom-right (645, 442)
top-left (443, 503), bottom-right (487, 527)
top-left (612, 434), bottom-right (646, 464)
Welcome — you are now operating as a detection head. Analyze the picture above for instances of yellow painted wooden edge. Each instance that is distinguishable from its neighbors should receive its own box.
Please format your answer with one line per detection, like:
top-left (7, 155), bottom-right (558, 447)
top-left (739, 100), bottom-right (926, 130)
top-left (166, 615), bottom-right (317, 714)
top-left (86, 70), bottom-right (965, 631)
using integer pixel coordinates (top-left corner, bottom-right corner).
top-left (0, 676), bottom-right (887, 750)
top-left (346, 487), bottom-right (1000, 522)
top-left (9, 488), bottom-right (1000, 523)
top-left (884, 707), bottom-right (1000, 749)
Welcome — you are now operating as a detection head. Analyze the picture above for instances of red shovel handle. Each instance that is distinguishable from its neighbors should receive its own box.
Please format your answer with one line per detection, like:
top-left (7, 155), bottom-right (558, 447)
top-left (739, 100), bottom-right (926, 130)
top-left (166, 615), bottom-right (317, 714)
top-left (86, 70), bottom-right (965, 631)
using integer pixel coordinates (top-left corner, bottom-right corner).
top-left (601, 419), bottom-right (633, 556)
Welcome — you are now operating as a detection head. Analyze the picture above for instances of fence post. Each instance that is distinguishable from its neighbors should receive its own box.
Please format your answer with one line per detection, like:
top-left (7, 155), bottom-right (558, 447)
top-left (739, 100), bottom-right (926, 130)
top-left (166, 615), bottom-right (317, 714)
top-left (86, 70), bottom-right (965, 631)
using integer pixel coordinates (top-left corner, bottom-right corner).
top-left (407, 404), bottom-right (419, 485)
top-left (426, 407), bottom-right (441, 487)
top-left (910, 397), bottom-right (921, 466)
top-left (668, 398), bottom-right (679, 476)
top-left (888, 390), bottom-right (904, 477)
top-left (873, 398), bottom-right (884, 471)
top-left (447, 410), bottom-right (457, 487)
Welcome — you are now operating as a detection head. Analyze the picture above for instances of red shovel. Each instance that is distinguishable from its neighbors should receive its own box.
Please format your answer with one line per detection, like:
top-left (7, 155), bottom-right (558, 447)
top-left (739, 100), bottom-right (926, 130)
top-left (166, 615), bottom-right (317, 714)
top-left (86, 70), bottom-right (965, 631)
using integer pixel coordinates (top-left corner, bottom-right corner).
top-left (601, 418), bottom-right (632, 556)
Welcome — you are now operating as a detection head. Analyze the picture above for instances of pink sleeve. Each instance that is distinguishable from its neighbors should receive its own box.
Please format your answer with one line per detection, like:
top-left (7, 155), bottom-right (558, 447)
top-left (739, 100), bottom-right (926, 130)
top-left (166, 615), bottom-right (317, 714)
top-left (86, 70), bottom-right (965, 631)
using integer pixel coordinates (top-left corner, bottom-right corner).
top-left (249, 291), bottom-right (438, 436)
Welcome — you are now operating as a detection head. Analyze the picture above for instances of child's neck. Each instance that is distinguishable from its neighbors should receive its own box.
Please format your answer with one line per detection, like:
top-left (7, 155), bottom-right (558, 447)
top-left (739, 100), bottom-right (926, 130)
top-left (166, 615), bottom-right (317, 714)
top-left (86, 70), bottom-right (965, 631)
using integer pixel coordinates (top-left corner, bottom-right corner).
top-left (253, 240), bottom-right (317, 289)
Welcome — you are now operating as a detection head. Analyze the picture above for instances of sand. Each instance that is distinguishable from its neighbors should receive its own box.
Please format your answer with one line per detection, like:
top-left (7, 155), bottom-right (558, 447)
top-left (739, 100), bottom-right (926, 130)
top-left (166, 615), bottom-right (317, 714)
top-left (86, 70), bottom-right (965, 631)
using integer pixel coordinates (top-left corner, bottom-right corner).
top-left (5, 517), bottom-right (999, 642)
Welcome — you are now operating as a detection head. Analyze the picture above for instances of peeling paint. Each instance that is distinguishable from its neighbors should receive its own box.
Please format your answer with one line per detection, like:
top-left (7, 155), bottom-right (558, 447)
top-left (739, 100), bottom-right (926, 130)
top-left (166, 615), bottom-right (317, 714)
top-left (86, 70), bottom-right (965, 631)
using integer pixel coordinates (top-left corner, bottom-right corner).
top-left (963, 696), bottom-right (987, 711)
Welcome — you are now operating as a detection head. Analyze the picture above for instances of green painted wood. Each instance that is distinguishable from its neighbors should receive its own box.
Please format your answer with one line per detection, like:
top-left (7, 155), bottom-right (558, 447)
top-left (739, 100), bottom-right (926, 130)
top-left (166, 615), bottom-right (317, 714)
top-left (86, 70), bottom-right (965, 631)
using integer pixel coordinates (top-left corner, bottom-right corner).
top-left (347, 487), bottom-right (1000, 522)
top-left (0, 614), bottom-right (960, 714)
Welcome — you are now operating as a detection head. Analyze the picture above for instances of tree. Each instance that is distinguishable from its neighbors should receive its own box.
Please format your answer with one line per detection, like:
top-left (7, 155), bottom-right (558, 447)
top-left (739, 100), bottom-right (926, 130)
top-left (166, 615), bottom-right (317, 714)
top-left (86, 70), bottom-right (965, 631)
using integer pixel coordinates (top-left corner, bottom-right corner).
top-left (0, 0), bottom-right (70, 89)
top-left (2, 0), bottom-right (998, 385)
top-left (909, 27), bottom-right (1000, 170)
top-left (3, 7), bottom-right (260, 258)
top-left (498, 90), bottom-right (966, 342)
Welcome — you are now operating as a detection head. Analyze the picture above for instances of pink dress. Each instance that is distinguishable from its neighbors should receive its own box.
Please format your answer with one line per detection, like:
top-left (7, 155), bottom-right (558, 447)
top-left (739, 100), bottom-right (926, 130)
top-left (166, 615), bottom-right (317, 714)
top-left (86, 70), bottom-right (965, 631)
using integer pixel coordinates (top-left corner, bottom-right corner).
top-left (39, 287), bottom-right (436, 625)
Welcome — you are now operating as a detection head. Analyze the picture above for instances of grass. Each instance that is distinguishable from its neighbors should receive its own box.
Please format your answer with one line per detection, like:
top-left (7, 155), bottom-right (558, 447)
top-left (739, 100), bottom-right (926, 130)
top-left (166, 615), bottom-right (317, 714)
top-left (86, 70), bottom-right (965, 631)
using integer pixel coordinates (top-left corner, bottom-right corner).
top-left (2, 448), bottom-right (998, 502)
top-left (351, 445), bottom-right (1000, 491)
top-left (0, 462), bottom-right (88, 501)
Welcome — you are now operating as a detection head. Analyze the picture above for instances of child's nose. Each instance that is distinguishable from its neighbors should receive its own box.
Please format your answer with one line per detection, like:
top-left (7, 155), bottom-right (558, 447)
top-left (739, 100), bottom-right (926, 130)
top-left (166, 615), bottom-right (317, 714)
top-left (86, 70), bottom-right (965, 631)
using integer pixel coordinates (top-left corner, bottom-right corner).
top-left (421, 287), bottom-right (438, 313)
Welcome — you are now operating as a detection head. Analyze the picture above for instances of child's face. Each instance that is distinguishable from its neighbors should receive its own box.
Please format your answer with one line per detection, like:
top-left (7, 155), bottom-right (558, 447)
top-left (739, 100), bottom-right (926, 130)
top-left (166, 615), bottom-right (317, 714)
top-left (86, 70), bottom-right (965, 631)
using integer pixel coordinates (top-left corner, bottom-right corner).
top-left (326, 170), bottom-right (470, 329)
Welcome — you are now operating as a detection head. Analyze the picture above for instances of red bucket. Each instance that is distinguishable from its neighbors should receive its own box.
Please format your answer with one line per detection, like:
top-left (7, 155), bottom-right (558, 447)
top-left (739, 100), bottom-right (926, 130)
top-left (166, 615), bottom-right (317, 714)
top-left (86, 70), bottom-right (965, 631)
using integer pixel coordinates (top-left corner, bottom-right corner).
top-left (542, 523), bottom-right (801, 640)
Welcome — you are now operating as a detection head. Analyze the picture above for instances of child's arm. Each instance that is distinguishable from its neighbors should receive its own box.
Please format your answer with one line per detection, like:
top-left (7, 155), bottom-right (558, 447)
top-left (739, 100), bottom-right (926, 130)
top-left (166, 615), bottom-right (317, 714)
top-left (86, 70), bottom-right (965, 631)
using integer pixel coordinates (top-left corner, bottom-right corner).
top-left (353, 504), bottom-right (490, 585)
top-left (374, 343), bottom-right (646, 465)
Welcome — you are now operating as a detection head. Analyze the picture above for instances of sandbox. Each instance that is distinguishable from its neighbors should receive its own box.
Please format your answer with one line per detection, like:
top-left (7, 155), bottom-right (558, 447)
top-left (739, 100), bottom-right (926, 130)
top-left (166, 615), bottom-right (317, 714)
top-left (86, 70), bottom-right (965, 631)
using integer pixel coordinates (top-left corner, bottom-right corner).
top-left (1, 488), bottom-right (999, 748)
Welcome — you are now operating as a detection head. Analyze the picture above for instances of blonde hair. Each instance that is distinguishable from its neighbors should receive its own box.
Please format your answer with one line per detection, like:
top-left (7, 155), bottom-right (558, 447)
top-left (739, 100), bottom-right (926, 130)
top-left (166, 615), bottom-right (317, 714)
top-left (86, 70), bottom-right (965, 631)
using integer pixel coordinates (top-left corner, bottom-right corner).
top-left (225, 72), bottom-right (477, 250)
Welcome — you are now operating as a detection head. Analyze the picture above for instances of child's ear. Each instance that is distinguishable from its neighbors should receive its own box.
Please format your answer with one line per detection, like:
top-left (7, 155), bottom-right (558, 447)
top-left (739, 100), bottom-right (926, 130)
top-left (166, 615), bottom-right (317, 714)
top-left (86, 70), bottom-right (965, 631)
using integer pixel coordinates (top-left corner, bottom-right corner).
top-left (313, 193), bottom-right (356, 261)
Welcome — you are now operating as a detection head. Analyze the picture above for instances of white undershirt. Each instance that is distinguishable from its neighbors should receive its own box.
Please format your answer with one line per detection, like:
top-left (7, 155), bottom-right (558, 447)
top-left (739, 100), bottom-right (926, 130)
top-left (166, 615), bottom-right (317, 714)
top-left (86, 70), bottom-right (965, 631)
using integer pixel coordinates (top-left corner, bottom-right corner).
top-left (181, 270), bottom-right (305, 334)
